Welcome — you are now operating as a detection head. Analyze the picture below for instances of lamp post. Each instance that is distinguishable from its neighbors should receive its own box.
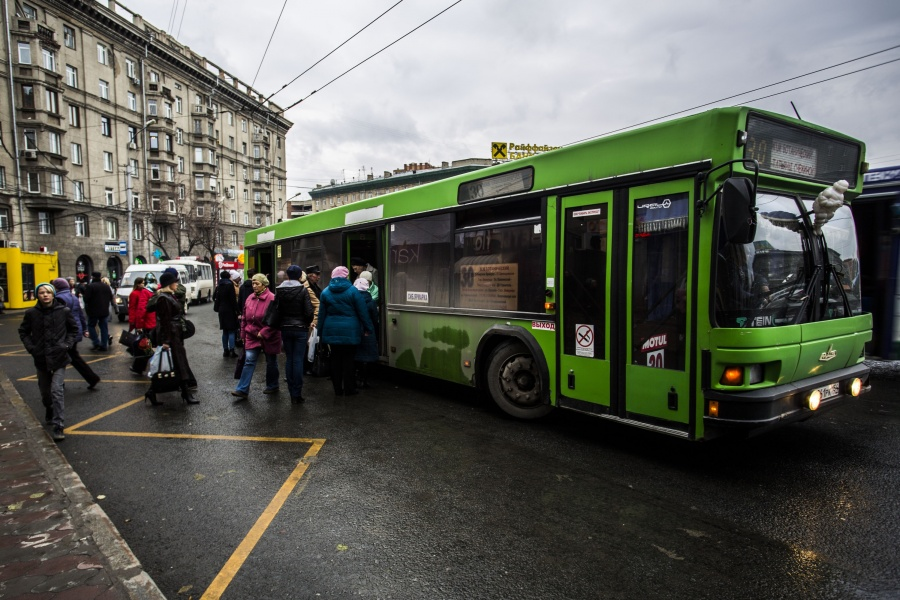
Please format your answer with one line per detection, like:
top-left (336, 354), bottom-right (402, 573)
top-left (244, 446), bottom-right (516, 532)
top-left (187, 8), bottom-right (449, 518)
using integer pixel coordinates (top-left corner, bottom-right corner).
top-left (126, 118), bottom-right (156, 265)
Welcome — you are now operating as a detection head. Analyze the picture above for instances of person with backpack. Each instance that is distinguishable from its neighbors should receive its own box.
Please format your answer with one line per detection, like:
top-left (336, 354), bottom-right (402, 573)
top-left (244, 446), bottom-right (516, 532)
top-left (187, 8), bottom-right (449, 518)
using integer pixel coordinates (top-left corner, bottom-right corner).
top-left (269, 265), bottom-right (315, 403)
top-left (52, 278), bottom-right (100, 390)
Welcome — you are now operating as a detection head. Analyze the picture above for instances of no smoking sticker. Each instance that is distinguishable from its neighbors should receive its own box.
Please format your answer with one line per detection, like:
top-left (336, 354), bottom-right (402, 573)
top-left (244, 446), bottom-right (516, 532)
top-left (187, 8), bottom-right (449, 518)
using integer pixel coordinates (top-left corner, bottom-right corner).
top-left (575, 324), bottom-right (594, 358)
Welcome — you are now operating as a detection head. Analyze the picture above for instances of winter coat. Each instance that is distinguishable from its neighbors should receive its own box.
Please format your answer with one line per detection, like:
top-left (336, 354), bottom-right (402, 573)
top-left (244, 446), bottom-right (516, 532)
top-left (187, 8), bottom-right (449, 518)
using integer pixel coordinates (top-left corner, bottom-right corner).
top-left (19, 301), bottom-right (78, 372)
top-left (82, 278), bottom-right (114, 318)
top-left (238, 280), bottom-right (254, 315)
top-left (241, 288), bottom-right (282, 354)
top-left (307, 280), bottom-right (322, 328)
top-left (354, 289), bottom-right (379, 363)
top-left (213, 279), bottom-right (240, 331)
top-left (55, 288), bottom-right (87, 338)
top-left (271, 280), bottom-right (314, 329)
top-left (318, 277), bottom-right (374, 346)
top-left (155, 292), bottom-right (193, 385)
top-left (128, 287), bottom-right (155, 330)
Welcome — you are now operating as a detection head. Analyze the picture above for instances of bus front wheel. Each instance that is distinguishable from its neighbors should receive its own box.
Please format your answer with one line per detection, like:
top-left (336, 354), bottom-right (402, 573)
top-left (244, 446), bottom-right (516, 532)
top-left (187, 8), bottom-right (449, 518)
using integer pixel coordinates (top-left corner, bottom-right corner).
top-left (486, 342), bottom-right (551, 419)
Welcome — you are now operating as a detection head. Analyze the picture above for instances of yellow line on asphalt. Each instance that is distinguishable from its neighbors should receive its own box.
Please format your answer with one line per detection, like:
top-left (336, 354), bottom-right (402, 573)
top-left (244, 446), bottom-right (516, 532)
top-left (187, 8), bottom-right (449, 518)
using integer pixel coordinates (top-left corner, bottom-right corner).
top-left (201, 439), bottom-right (325, 600)
top-left (64, 397), bottom-right (145, 431)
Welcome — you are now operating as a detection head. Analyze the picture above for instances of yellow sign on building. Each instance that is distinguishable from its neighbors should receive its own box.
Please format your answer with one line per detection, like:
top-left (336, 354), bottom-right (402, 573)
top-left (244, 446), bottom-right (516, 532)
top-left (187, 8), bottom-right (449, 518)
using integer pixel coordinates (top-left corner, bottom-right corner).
top-left (491, 142), bottom-right (508, 160)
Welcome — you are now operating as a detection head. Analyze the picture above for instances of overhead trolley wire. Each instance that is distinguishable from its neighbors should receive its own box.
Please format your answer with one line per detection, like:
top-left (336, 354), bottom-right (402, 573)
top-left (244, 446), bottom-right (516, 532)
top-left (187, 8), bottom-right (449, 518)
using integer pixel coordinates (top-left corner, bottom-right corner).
top-left (279, 0), bottom-right (464, 113)
top-left (567, 44), bottom-right (900, 146)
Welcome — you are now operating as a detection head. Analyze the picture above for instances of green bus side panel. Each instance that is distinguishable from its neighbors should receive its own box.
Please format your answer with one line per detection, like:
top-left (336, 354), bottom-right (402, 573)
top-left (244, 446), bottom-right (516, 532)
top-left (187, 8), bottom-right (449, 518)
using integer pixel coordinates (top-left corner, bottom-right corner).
top-left (386, 310), bottom-right (557, 391)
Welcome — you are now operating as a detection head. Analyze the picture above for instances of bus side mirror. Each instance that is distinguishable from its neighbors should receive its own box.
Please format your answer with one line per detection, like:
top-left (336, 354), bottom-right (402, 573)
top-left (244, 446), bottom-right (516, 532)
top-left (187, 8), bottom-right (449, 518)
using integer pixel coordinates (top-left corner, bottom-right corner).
top-left (720, 177), bottom-right (757, 244)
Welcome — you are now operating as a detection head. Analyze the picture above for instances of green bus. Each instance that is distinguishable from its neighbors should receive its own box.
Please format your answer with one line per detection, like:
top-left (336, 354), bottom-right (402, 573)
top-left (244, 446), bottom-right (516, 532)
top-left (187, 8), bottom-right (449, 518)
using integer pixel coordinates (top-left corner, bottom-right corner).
top-left (245, 107), bottom-right (872, 440)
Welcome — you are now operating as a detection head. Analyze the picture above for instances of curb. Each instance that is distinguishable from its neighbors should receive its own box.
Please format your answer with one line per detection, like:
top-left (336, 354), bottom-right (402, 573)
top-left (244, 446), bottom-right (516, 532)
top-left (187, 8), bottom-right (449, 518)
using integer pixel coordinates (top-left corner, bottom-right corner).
top-left (1, 373), bottom-right (165, 600)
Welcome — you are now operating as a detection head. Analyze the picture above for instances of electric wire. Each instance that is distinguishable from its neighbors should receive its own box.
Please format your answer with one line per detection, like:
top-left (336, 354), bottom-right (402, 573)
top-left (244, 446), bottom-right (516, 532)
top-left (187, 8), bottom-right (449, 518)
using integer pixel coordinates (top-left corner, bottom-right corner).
top-left (279, 0), bottom-right (464, 113)
top-left (250, 0), bottom-right (291, 88)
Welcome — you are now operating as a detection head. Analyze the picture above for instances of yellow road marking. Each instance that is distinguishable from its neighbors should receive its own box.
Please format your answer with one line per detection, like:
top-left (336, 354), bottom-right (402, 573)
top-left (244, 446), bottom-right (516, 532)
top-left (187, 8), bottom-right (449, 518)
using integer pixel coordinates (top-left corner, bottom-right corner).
top-left (58, 396), bottom-right (326, 598)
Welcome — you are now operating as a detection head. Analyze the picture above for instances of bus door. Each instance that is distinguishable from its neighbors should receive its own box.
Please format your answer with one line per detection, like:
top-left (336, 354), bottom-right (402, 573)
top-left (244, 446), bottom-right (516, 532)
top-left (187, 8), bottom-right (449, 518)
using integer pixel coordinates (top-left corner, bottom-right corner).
top-left (623, 183), bottom-right (692, 430)
top-left (559, 192), bottom-right (613, 409)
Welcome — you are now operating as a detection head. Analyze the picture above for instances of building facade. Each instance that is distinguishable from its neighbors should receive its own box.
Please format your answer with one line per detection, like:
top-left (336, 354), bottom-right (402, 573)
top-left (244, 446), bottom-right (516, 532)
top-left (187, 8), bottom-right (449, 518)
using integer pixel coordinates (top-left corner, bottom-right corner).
top-left (304, 159), bottom-right (491, 216)
top-left (0, 0), bottom-right (292, 289)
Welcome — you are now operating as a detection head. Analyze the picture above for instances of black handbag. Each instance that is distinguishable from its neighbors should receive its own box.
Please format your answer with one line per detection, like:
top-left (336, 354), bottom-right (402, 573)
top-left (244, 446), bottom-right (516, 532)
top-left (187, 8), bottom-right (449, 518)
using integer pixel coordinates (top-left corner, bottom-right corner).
top-left (182, 319), bottom-right (196, 339)
top-left (310, 344), bottom-right (330, 377)
top-left (119, 329), bottom-right (140, 347)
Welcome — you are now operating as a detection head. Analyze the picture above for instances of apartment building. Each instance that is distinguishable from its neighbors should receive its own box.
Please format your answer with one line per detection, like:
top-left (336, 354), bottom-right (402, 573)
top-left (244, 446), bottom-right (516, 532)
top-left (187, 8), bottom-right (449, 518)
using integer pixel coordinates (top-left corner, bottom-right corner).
top-left (0, 0), bottom-right (292, 287)
top-left (306, 159), bottom-right (491, 215)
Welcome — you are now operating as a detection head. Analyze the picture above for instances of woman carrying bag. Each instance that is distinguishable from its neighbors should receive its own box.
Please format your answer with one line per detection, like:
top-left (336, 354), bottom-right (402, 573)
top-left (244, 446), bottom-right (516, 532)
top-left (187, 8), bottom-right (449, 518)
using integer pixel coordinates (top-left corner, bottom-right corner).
top-left (232, 273), bottom-right (282, 401)
top-left (145, 271), bottom-right (199, 406)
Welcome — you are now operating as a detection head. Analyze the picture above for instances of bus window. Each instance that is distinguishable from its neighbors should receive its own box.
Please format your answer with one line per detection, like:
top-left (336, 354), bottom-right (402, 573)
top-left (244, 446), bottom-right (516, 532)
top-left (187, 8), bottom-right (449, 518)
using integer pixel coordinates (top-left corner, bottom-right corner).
top-left (563, 205), bottom-right (608, 358)
top-left (631, 192), bottom-right (689, 371)
top-left (390, 215), bottom-right (452, 306)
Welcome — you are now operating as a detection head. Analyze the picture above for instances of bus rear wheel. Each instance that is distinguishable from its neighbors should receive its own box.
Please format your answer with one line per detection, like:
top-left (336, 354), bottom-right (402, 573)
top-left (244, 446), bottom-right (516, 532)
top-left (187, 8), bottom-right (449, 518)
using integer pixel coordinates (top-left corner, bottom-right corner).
top-left (486, 342), bottom-right (551, 419)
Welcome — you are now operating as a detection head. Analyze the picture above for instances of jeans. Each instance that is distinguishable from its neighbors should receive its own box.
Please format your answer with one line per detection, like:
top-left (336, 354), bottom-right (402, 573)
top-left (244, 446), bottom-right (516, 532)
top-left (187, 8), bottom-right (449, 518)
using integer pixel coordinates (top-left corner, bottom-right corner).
top-left (37, 367), bottom-right (66, 428)
top-left (281, 328), bottom-right (308, 399)
top-left (87, 315), bottom-right (109, 349)
top-left (235, 347), bottom-right (280, 394)
top-left (221, 329), bottom-right (236, 352)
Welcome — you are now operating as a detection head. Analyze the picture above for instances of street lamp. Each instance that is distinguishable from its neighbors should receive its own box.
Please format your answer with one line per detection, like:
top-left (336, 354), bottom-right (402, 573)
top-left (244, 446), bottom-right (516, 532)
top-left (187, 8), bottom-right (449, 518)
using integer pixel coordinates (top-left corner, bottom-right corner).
top-left (126, 118), bottom-right (156, 264)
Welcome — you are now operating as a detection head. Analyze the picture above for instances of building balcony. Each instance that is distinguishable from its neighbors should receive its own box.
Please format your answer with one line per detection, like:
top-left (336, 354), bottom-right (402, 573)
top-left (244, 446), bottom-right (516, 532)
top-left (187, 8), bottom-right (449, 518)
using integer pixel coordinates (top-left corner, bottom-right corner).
top-left (24, 193), bottom-right (69, 210)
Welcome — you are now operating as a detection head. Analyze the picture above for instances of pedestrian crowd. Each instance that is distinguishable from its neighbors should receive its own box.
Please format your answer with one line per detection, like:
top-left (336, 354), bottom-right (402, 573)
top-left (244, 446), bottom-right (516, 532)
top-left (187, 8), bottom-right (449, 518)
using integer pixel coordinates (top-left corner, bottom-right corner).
top-left (18, 261), bottom-right (381, 442)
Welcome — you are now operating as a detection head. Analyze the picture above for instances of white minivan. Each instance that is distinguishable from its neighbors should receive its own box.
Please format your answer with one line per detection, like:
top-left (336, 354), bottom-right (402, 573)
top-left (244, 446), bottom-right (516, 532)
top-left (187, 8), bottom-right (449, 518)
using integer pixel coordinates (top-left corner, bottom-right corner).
top-left (161, 259), bottom-right (215, 304)
top-left (114, 264), bottom-right (189, 322)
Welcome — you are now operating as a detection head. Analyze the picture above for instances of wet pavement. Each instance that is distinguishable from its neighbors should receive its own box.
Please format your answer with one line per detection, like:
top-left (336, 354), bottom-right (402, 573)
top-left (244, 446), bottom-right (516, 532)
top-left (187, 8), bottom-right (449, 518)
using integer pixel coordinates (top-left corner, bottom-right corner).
top-left (0, 374), bottom-right (164, 599)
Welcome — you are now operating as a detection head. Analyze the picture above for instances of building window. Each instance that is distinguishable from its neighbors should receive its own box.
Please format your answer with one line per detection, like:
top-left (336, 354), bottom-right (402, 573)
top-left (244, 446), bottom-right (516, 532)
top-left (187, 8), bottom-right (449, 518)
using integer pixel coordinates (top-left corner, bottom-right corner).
top-left (228, 136), bottom-right (234, 150)
top-left (176, 128), bottom-right (183, 144)
top-left (168, 198), bottom-right (176, 213)
top-left (175, 96), bottom-right (182, 113)
top-left (131, 193), bottom-right (140, 210)
top-left (127, 92), bottom-right (136, 111)
top-left (241, 119), bottom-right (247, 132)
top-left (253, 168), bottom-right (261, 181)
top-left (149, 131), bottom-right (159, 150)
top-left (156, 224), bottom-right (167, 241)
top-left (50, 174), bottom-right (64, 195)
top-left (164, 134), bottom-right (172, 152)
top-left (179, 185), bottom-right (185, 200)
top-left (44, 90), bottom-right (59, 114)
top-left (70, 142), bottom-right (82, 164)
top-left (66, 65), bottom-right (78, 88)
top-left (129, 158), bottom-right (139, 179)
top-left (177, 156), bottom-right (185, 173)
top-left (164, 103), bottom-right (172, 119)
top-left (133, 220), bottom-right (143, 240)
top-left (17, 42), bottom-right (31, 64)
top-left (196, 205), bottom-right (205, 217)
top-left (241, 142), bottom-right (247, 155)
top-left (68, 104), bottom-right (80, 127)
top-left (0, 208), bottom-right (10, 232)
top-left (253, 145), bottom-right (261, 158)
top-left (41, 48), bottom-right (55, 71)
top-left (100, 116), bottom-right (111, 136)
top-left (97, 43), bottom-right (109, 65)
top-left (39, 212), bottom-right (53, 234)
top-left (148, 99), bottom-right (157, 116)
top-left (230, 210), bottom-right (236, 223)
top-left (243, 189), bottom-right (248, 202)
top-left (22, 4), bottom-right (38, 18)
top-left (244, 212), bottom-right (249, 225)
top-left (105, 218), bottom-right (118, 239)
top-left (254, 191), bottom-right (261, 203)
top-left (166, 165), bottom-right (175, 181)
top-left (21, 84), bottom-right (34, 109)
top-left (0, 167), bottom-right (5, 189)
top-left (151, 196), bottom-right (161, 211)
top-left (99, 79), bottom-right (109, 100)
top-left (103, 151), bottom-right (113, 171)
top-left (27, 172), bottom-right (40, 192)
top-left (255, 215), bottom-right (261, 226)
top-left (73, 181), bottom-right (84, 202)
top-left (150, 163), bottom-right (160, 180)
top-left (63, 25), bottom-right (76, 49)
top-left (74, 215), bottom-right (86, 237)
top-left (125, 58), bottom-right (136, 78)
top-left (49, 132), bottom-right (61, 155)
top-left (195, 175), bottom-right (204, 190)
top-left (149, 70), bottom-right (159, 82)
top-left (105, 188), bottom-right (114, 206)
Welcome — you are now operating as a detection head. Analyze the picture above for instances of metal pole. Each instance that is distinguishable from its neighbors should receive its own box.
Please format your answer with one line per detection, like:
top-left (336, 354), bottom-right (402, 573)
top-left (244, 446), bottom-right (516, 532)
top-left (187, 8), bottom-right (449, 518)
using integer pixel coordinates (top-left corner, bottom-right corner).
top-left (126, 164), bottom-right (133, 264)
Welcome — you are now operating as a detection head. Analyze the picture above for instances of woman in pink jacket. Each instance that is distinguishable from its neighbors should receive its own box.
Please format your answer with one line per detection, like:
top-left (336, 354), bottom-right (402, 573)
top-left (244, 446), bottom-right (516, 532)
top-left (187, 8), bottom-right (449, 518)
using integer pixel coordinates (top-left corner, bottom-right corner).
top-left (232, 273), bottom-right (281, 400)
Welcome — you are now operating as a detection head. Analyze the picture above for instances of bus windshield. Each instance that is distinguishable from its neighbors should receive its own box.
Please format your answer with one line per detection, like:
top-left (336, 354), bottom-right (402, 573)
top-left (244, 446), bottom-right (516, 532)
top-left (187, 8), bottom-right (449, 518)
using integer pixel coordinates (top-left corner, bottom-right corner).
top-left (714, 192), bottom-right (862, 327)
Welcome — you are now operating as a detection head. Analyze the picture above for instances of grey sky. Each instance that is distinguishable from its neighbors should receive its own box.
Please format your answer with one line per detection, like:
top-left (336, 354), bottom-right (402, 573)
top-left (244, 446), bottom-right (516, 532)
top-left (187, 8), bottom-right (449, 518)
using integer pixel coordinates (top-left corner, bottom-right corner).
top-left (125, 0), bottom-right (900, 198)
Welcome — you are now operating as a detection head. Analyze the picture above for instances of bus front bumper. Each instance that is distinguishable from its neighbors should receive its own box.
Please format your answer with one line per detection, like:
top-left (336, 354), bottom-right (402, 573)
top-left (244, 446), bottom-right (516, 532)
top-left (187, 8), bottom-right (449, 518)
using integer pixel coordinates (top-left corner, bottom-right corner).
top-left (702, 363), bottom-right (871, 434)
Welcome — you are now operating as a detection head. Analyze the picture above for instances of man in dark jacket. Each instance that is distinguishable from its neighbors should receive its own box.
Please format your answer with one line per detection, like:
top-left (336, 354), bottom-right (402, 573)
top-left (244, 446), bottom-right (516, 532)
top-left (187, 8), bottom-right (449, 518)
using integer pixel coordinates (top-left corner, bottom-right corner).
top-left (82, 271), bottom-right (114, 351)
top-left (52, 278), bottom-right (100, 389)
top-left (214, 270), bottom-right (240, 357)
top-left (19, 283), bottom-right (78, 441)
top-left (238, 268), bottom-right (256, 315)
top-left (271, 265), bottom-right (315, 402)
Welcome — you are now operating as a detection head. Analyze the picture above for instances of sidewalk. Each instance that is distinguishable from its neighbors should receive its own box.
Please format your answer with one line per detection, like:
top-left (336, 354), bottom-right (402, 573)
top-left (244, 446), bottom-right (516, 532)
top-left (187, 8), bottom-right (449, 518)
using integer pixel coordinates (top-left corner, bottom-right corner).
top-left (0, 373), bottom-right (164, 600)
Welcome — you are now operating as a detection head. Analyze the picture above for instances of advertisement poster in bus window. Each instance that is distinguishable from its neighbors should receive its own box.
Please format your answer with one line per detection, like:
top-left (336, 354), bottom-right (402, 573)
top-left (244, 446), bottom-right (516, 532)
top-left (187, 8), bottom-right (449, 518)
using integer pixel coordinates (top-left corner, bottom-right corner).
top-left (457, 261), bottom-right (519, 310)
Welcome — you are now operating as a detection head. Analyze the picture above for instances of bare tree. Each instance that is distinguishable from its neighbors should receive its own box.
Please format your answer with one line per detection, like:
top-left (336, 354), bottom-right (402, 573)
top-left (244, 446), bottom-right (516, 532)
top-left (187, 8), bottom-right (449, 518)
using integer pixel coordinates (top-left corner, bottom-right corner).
top-left (137, 176), bottom-right (224, 260)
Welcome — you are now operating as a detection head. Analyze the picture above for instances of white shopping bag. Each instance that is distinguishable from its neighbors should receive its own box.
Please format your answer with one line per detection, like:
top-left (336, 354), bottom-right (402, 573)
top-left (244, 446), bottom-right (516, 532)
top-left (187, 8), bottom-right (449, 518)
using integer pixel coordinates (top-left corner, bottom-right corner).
top-left (307, 326), bottom-right (319, 362)
top-left (147, 346), bottom-right (173, 377)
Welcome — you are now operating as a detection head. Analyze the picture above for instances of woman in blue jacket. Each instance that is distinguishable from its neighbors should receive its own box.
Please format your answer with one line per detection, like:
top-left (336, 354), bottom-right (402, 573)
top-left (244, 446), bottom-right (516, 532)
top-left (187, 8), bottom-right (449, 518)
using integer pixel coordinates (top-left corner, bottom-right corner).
top-left (318, 266), bottom-right (374, 396)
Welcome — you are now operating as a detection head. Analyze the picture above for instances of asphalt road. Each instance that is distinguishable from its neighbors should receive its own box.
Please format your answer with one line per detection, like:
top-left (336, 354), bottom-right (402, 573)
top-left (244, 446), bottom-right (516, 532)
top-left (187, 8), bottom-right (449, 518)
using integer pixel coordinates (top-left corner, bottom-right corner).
top-left (2, 303), bottom-right (898, 599)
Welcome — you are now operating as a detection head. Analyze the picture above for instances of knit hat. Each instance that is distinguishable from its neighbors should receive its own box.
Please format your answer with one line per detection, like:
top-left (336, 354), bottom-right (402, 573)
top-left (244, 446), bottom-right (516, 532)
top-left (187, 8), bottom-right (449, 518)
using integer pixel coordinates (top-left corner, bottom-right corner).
top-left (36, 282), bottom-right (56, 297)
top-left (91, 271), bottom-right (102, 280)
top-left (286, 265), bottom-right (303, 280)
top-left (359, 271), bottom-right (373, 282)
top-left (251, 273), bottom-right (269, 287)
top-left (159, 271), bottom-right (179, 287)
top-left (163, 267), bottom-right (179, 277)
top-left (331, 266), bottom-right (349, 279)
top-left (52, 277), bottom-right (70, 292)
top-left (353, 278), bottom-right (369, 292)
top-left (230, 270), bottom-right (242, 282)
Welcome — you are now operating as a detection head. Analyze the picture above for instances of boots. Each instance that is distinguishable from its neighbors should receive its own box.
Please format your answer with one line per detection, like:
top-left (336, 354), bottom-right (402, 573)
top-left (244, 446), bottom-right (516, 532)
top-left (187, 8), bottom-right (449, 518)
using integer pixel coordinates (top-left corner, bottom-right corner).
top-left (181, 384), bottom-right (199, 404)
top-left (145, 391), bottom-right (161, 406)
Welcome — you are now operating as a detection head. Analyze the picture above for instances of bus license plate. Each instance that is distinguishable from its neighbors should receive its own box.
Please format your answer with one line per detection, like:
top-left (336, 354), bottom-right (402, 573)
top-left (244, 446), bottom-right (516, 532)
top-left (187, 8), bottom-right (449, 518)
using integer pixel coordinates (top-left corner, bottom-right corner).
top-left (818, 383), bottom-right (840, 400)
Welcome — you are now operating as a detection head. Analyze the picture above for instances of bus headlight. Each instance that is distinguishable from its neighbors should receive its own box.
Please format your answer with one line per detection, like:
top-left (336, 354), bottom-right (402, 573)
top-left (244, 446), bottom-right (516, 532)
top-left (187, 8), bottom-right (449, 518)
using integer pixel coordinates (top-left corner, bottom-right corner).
top-left (848, 377), bottom-right (863, 397)
top-left (807, 389), bottom-right (822, 411)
